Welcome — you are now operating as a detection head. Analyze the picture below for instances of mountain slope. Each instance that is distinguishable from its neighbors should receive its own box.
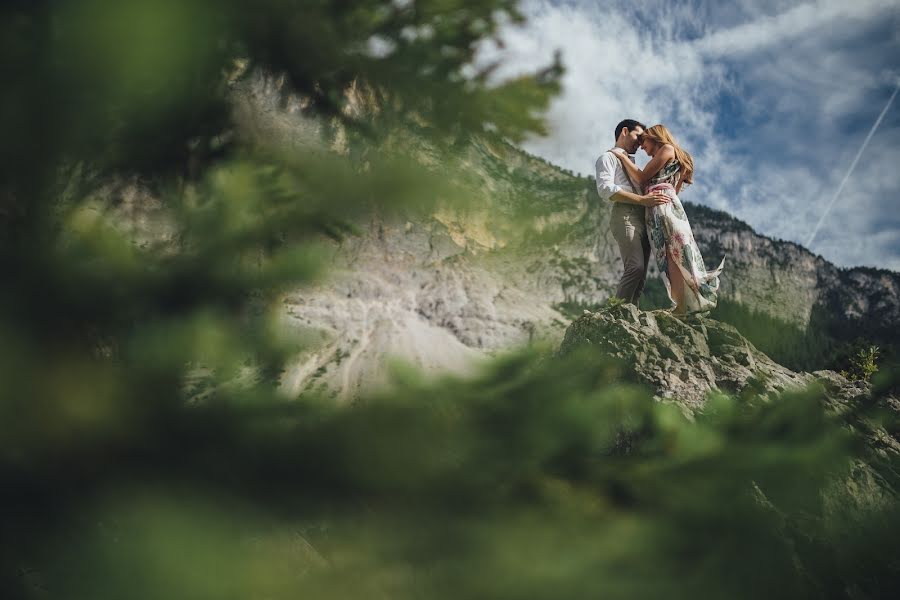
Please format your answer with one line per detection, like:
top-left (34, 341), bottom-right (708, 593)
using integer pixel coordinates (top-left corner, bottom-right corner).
top-left (221, 71), bottom-right (900, 398)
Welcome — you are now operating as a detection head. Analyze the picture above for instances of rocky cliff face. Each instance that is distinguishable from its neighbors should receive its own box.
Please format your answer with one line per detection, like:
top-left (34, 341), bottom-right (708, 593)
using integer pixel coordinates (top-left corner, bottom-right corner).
top-left (112, 70), bottom-right (900, 400)
top-left (688, 204), bottom-right (900, 331)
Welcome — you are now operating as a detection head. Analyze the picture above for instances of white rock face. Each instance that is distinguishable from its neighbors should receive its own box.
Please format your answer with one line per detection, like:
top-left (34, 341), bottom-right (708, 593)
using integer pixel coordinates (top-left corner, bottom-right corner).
top-left (277, 217), bottom-right (573, 401)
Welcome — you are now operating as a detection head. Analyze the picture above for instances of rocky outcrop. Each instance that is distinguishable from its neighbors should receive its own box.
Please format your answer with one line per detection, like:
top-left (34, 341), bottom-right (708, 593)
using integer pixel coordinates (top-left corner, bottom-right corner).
top-left (559, 303), bottom-right (872, 412)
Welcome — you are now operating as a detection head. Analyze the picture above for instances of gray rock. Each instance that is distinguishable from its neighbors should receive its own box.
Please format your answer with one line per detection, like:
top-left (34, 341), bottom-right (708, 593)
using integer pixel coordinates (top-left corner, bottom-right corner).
top-left (560, 303), bottom-right (832, 411)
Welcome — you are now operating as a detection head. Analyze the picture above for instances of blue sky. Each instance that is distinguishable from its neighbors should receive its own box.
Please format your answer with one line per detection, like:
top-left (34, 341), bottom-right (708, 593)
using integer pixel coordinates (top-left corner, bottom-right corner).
top-left (477, 0), bottom-right (900, 270)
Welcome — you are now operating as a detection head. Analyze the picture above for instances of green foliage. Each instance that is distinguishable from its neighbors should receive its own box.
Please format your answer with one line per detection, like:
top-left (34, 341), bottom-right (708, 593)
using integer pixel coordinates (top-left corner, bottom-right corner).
top-left (839, 344), bottom-right (881, 382)
top-left (554, 300), bottom-right (604, 320)
top-left (708, 297), bottom-right (838, 372)
top-left (636, 276), bottom-right (675, 311)
top-left (696, 292), bottom-right (889, 378)
top-left (7, 349), bottom-right (900, 599)
top-left (553, 295), bottom-right (624, 321)
top-left (811, 299), bottom-right (898, 375)
top-left (604, 296), bottom-right (626, 309)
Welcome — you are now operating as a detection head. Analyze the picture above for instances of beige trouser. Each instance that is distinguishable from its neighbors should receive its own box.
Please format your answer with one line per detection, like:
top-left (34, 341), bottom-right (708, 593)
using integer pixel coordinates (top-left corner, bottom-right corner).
top-left (610, 202), bottom-right (651, 307)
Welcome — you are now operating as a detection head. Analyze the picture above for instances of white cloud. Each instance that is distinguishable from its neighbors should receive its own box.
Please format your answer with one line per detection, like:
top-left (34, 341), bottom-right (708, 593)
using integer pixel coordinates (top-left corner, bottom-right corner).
top-left (693, 0), bottom-right (897, 58)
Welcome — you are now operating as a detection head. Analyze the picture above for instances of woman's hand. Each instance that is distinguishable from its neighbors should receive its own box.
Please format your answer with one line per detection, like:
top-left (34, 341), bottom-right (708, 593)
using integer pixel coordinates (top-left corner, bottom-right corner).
top-left (640, 191), bottom-right (670, 207)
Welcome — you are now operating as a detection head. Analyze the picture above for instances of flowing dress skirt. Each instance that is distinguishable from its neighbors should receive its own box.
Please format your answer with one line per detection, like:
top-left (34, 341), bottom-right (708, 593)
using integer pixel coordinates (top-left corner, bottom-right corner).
top-left (646, 182), bottom-right (725, 313)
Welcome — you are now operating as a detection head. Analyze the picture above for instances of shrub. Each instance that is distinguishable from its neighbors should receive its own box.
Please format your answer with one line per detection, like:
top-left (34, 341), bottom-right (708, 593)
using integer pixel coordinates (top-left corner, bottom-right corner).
top-left (841, 345), bottom-right (880, 382)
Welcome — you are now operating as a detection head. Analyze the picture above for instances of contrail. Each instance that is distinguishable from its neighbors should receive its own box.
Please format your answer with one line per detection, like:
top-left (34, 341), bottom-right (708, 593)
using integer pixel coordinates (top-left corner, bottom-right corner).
top-left (805, 78), bottom-right (900, 248)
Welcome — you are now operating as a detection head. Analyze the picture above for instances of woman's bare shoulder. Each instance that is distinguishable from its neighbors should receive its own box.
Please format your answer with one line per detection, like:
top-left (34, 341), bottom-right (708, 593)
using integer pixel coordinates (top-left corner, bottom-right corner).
top-left (658, 144), bottom-right (676, 160)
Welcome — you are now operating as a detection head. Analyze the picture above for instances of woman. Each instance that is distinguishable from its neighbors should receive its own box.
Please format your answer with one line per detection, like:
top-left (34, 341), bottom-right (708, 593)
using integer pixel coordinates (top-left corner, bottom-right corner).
top-left (613, 124), bottom-right (724, 315)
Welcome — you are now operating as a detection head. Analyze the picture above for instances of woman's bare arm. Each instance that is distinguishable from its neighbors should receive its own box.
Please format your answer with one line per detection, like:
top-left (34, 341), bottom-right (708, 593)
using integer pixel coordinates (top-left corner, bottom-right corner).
top-left (614, 144), bottom-right (676, 188)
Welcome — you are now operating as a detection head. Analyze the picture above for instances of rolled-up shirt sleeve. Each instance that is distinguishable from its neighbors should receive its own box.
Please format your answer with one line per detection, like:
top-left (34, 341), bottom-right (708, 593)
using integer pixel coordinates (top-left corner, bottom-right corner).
top-left (595, 152), bottom-right (621, 201)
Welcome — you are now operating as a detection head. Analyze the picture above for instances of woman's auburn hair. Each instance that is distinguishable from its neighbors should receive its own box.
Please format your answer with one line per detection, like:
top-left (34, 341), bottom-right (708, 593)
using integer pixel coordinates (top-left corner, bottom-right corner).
top-left (644, 124), bottom-right (694, 186)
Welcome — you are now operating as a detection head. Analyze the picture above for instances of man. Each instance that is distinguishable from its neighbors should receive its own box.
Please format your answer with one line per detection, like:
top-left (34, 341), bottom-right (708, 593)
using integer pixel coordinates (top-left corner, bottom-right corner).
top-left (595, 119), bottom-right (669, 307)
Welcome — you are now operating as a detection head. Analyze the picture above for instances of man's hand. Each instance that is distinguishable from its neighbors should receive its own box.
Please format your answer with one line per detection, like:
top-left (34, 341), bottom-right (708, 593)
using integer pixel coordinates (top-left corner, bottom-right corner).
top-left (611, 149), bottom-right (630, 164)
top-left (640, 191), bottom-right (670, 207)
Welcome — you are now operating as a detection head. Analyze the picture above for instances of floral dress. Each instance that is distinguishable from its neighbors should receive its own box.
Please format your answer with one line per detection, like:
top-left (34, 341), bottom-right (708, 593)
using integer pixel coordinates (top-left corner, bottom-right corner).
top-left (645, 160), bottom-right (725, 313)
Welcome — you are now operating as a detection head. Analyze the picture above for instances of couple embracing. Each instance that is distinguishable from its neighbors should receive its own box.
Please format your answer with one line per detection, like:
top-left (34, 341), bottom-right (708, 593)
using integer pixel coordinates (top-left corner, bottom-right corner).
top-left (596, 119), bottom-right (725, 316)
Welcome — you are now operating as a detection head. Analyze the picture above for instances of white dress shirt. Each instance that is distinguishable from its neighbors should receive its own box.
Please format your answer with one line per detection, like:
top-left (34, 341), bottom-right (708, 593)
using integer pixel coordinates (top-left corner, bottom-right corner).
top-left (595, 150), bottom-right (637, 201)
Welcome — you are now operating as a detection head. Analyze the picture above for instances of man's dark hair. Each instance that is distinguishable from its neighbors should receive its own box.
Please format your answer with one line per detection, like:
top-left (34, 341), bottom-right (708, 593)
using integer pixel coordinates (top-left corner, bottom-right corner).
top-left (614, 119), bottom-right (645, 141)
